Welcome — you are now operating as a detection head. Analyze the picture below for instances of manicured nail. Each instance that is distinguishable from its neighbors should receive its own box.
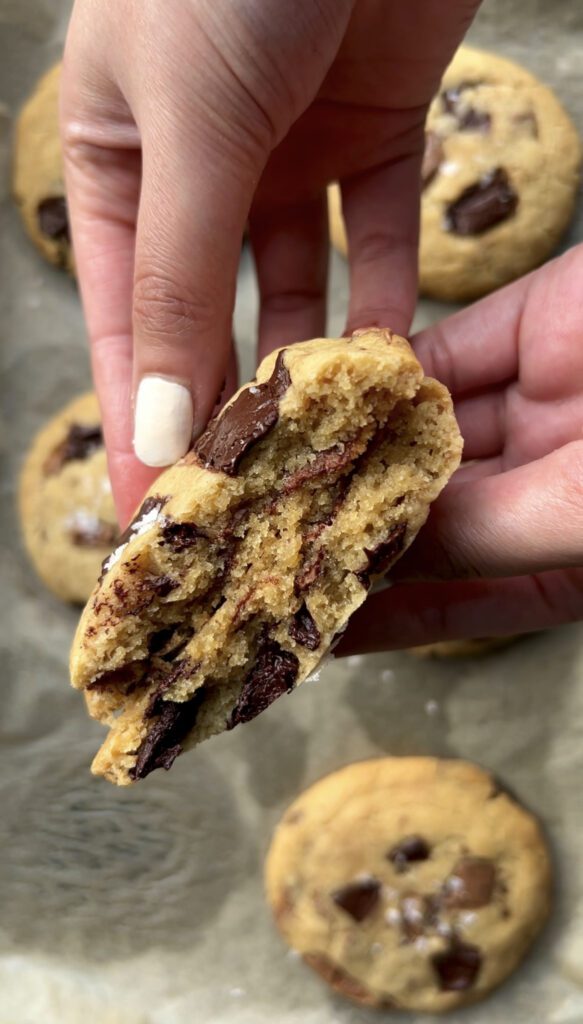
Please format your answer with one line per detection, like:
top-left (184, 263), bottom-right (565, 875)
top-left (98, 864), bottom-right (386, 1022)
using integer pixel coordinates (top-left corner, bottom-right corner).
top-left (134, 376), bottom-right (193, 467)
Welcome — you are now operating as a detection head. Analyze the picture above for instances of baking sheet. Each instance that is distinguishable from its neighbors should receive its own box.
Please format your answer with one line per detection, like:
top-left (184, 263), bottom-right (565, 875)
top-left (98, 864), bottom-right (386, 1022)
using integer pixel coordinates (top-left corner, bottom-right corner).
top-left (1, 1), bottom-right (583, 1021)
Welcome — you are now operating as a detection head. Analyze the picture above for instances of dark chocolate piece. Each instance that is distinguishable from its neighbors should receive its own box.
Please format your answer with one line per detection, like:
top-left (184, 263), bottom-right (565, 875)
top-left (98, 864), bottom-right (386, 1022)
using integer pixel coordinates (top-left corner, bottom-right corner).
top-left (388, 835), bottom-right (431, 872)
top-left (37, 196), bottom-right (70, 241)
top-left (356, 522), bottom-right (407, 586)
top-left (160, 520), bottom-right (204, 550)
top-left (432, 941), bottom-right (482, 991)
top-left (130, 686), bottom-right (205, 780)
top-left (87, 661), bottom-right (145, 691)
top-left (195, 350), bottom-right (291, 475)
top-left (282, 437), bottom-right (362, 494)
top-left (422, 131), bottom-right (445, 187)
top-left (443, 856), bottom-right (496, 908)
top-left (99, 494), bottom-right (169, 581)
top-left (44, 422), bottom-right (103, 474)
top-left (289, 603), bottom-right (321, 651)
top-left (229, 636), bottom-right (299, 727)
top-left (445, 168), bottom-right (518, 236)
top-left (142, 574), bottom-right (179, 598)
top-left (69, 518), bottom-right (118, 548)
top-left (332, 878), bottom-right (381, 922)
top-left (295, 549), bottom-right (325, 594)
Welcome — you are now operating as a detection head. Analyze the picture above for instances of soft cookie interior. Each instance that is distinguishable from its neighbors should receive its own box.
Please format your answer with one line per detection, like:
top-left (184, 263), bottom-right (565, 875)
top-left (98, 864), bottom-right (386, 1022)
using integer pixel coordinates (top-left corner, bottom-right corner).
top-left (70, 330), bottom-right (462, 785)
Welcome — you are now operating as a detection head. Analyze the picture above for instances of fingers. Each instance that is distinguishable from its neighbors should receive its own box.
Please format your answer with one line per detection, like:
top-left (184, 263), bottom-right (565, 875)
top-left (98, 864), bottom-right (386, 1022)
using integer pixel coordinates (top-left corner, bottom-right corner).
top-left (250, 193), bottom-right (329, 362)
top-left (339, 568), bottom-right (583, 654)
top-left (394, 441), bottom-right (583, 582)
top-left (341, 152), bottom-right (423, 337)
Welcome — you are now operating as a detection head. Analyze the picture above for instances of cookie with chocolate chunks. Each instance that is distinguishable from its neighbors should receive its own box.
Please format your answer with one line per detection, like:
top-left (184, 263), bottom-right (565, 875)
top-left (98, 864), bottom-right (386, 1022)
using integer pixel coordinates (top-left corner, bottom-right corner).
top-left (19, 392), bottom-right (118, 604)
top-left (329, 45), bottom-right (581, 302)
top-left (70, 329), bottom-right (461, 785)
top-left (266, 757), bottom-right (552, 1013)
top-left (13, 63), bottom-right (74, 273)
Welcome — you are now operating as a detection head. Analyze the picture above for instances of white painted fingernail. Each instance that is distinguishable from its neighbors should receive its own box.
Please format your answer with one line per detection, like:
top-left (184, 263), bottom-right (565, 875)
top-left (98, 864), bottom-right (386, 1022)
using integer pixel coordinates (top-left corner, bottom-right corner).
top-left (134, 376), bottom-right (193, 467)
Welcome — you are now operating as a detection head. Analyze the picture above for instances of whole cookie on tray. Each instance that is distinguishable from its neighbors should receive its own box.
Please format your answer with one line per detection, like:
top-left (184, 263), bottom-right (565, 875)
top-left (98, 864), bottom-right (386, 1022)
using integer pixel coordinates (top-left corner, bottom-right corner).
top-left (12, 63), bottom-right (73, 272)
top-left (265, 757), bottom-right (552, 1013)
top-left (329, 45), bottom-right (581, 302)
top-left (20, 393), bottom-right (117, 604)
top-left (70, 329), bottom-right (462, 785)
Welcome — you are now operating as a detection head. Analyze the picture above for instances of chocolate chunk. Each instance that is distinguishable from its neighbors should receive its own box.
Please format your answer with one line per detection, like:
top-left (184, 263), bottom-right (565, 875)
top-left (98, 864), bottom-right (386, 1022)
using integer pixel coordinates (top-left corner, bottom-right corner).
top-left (37, 196), bottom-right (70, 241)
top-left (229, 636), bottom-right (299, 727)
top-left (458, 108), bottom-right (491, 133)
top-left (195, 350), bottom-right (291, 475)
top-left (388, 835), bottom-right (431, 872)
top-left (130, 687), bottom-right (205, 780)
top-left (115, 494), bottom-right (169, 548)
top-left (332, 878), bottom-right (381, 922)
top-left (143, 574), bottom-right (179, 598)
top-left (295, 549), bottom-right (325, 594)
top-left (432, 941), bottom-right (482, 991)
top-left (289, 603), bottom-right (321, 651)
top-left (282, 437), bottom-right (363, 494)
top-left (441, 80), bottom-right (482, 114)
top-left (160, 520), bottom-right (204, 550)
top-left (148, 625), bottom-right (178, 655)
top-left (44, 422), bottom-right (103, 474)
top-left (69, 518), bottom-right (118, 548)
top-left (443, 856), bottom-right (496, 908)
top-left (356, 522), bottom-right (407, 586)
top-left (445, 168), bottom-right (518, 236)
top-left (422, 131), bottom-right (445, 187)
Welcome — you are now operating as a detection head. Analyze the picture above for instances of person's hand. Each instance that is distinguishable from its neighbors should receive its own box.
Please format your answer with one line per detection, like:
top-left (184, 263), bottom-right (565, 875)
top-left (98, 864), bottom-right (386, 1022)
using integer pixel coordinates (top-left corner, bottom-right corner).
top-left (60, 0), bottom-right (480, 525)
top-left (341, 245), bottom-right (583, 653)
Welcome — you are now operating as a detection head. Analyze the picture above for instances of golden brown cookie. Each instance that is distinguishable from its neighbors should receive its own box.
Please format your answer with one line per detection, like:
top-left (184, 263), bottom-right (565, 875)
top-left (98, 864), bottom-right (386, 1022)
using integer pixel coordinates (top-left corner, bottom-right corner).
top-left (69, 329), bottom-right (462, 785)
top-left (266, 757), bottom-right (552, 1013)
top-left (19, 393), bottom-right (117, 603)
top-left (329, 46), bottom-right (581, 302)
top-left (12, 63), bottom-right (73, 272)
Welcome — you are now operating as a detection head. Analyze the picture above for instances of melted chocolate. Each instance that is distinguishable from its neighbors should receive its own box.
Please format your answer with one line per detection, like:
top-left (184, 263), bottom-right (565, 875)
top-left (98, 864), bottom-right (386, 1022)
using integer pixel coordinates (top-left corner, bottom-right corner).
top-left (160, 520), bottom-right (205, 550)
top-left (443, 856), bottom-right (496, 908)
top-left (356, 522), bottom-right (407, 586)
top-left (332, 878), bottom-right (381, 922)
top-left (388, 835), bottom-right (431, 872)
top-left (37, 196), bottom-right (70, 241)
top-left (288, 603), bottom-right (321, 650)
top-left (432, 941), bottom-right (482, 991)
top-left (195, 351), bottom-right (291, 475)
top-left (130, 685), bottom-right (205, 780)
top-left (44, 422), bottom-right (103, 474)
top-left (445, 168), bottom-right (518, 236)
top-left (229, 636), bottom-right (299, 727)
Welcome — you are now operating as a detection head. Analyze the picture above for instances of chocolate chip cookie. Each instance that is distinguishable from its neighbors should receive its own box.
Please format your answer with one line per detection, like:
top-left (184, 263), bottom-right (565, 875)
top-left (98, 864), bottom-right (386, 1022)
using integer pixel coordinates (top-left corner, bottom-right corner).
top-left (408, 637), bottom-right (520, 659)
top-left (20, 393), bottom-right (117, 604)
top-left (13, 63), bottom-right (73, 272)
top-left (69, 329), bottom-right (462, 785)
top-left (329, 46), bottom-right (581, 302)
top-left (265, 757), bottom-right (552, 1013)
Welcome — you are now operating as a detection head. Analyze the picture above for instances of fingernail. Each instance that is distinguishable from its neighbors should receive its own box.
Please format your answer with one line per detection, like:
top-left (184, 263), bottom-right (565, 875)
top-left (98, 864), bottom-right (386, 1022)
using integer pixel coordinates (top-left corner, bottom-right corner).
top-left (134, 376), bottom-right (193, 467)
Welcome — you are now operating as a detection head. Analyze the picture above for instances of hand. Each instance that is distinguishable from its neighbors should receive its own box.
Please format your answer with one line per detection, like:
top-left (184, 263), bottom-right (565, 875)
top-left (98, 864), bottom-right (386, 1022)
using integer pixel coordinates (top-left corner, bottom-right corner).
top-left (342, 246), bottom-right (583, 653)
top-left (61, 0), bottom-right (480, 525)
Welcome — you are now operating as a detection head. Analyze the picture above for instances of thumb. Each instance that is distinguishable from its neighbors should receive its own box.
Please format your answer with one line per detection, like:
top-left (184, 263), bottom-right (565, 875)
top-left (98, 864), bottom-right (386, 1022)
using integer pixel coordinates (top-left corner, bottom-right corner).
top-left (395, 441), bottom-right (583, 581)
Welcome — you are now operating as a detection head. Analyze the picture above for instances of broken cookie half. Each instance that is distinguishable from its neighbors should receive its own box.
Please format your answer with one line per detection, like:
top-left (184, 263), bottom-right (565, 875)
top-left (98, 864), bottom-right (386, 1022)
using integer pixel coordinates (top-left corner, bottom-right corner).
top-left (70, 329), bottom-right (462, 785)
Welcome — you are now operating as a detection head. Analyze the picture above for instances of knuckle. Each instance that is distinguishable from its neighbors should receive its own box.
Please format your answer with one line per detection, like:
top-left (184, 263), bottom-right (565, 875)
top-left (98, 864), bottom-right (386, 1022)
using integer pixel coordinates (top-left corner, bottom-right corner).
top-left (133, 272), bottom-right (216, 342)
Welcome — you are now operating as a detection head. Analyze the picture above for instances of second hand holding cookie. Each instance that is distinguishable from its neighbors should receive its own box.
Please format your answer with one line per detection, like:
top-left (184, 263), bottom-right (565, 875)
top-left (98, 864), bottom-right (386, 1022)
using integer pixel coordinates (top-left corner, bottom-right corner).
top-left (60, 0), bottom-right (480, 526)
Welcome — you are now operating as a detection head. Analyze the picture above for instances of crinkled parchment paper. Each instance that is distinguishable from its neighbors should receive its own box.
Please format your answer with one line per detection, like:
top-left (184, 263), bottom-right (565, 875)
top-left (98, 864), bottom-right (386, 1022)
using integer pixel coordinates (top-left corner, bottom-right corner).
top-left (1, 1), bottom-right (582, 1021)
